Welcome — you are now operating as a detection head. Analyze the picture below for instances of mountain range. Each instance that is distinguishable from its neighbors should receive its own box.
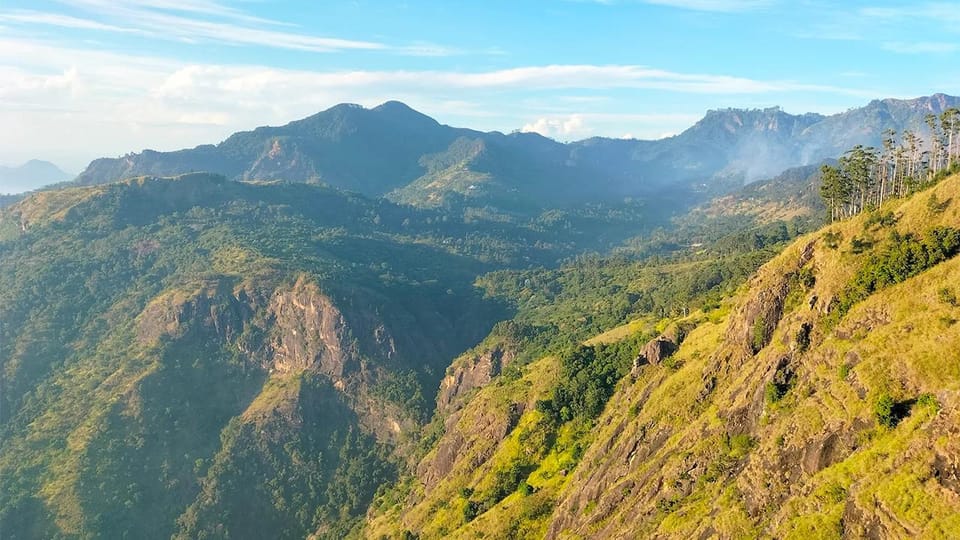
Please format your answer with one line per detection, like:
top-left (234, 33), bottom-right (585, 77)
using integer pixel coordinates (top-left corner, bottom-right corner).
top-left (73, 94), bottom-right (960, 214)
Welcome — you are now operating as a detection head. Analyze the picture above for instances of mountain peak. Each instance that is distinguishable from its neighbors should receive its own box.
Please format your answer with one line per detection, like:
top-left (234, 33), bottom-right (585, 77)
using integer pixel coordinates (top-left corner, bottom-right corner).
top-left (373, 100), bottom-right (416, 113)
top-left (371, 100), bottom-right (440, 127)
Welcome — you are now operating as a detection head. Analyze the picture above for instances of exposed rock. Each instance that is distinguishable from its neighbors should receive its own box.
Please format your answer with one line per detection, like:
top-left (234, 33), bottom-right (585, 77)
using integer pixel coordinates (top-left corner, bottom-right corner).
top-left (631, 321), bottom-right (695, 373)
top-left (436, 342), bottom-right (516, 413)
top-left (634, 337), bottom-right (676, 370)
top-left (267, 277), bottom-right (358, 378)
top-left (416, 398), bottom-right (521, 493)
top-left (801, 432), bottom-right (841, 474)
top-left (136, 278), bottom-right (263, 346)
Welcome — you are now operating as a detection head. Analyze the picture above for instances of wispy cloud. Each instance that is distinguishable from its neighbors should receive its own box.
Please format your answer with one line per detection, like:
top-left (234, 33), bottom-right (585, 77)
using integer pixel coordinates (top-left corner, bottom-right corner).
top-left (882, 41), bottom-right (959, 54)
top-left (8, 3), bottom-right (386, 52)
top-left (0, 1), bottom-right (466, 56)
top-left (580, 0), bottom-right (774, 11)
top-left (643, 0), bottom-right (773, 12)
top-left (860, 2), bottom-right (960, 25)
top-left (0, 10), bottom-right (144, 33)
top-left (58, 0), bottom-right (295, 27)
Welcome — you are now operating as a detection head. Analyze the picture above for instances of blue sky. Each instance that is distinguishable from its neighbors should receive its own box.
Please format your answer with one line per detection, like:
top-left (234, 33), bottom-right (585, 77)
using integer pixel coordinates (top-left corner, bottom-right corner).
top-left (1, 0), bottom-right (958, 171)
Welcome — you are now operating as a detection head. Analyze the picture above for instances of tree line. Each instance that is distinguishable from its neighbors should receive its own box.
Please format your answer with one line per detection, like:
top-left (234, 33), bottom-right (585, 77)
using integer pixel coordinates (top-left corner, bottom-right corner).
top-left (820, 108), bottom-right (960, 222)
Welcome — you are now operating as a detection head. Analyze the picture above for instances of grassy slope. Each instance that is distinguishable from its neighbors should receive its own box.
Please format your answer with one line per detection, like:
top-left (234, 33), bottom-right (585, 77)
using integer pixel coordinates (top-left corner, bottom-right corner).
top-left (547, 172), bottom-right (960, 538)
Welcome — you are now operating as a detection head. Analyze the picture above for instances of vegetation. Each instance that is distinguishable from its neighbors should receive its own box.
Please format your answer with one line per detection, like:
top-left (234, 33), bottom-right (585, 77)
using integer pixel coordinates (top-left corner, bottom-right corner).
top-left (834, 226), bottom-right (960, 319)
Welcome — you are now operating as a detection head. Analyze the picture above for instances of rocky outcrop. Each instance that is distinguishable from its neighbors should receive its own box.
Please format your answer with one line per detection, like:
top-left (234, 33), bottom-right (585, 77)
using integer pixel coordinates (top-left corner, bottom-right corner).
top-left (633, 337), bottom-right (675, 370)
top-left (632, 321), bottom-right (695, 372)
top-left (267, 277), bottom-right (358, 378)
top-left (136, 278), bottom-right (265, 346)
top-left (416, 397), bottom-right (526, 493)
top-left (436, 342), bottom-right (516, 413)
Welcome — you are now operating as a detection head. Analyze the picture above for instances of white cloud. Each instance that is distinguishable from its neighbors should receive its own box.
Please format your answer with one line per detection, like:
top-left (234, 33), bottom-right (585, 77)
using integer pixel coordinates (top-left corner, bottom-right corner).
top-left (522, 115), bottom-right (591, 138)
top-left (520, 112), bottom-right (701, 140)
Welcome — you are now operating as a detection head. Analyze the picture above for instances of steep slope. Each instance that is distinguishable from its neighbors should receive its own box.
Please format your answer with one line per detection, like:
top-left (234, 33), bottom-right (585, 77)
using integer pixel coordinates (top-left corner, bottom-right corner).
top-left (545, 176), bottom-right (960, 538)
top-left (365, 172), bottom-right (960, 538)
top-left (0, 174), bottom-right (511, 539)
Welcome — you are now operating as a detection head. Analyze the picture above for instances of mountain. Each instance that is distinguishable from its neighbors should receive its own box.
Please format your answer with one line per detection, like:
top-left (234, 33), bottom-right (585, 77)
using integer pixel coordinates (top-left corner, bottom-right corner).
top-left (365, 170), bottom-right (960, 538)
top-left (0, 159), bottom-right (72, 194)
top-left (71, 94), bottom-right (960, 214)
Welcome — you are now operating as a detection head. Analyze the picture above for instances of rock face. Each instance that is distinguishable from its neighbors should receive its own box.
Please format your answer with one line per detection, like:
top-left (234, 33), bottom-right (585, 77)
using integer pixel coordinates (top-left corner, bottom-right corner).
top-left (436, 342), bottom-right (516, 413)
top-left (136, 279), bottom-right (263, 346)
top-left (133, 272), bottom-right (479, 447)
top-left (267, 277), bottom-right (357, 378)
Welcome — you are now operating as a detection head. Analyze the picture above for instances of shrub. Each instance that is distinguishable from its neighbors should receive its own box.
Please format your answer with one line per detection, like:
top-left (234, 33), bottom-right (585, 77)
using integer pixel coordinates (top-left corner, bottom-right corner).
top-left (795, 322), bottom-right (812, 353)
top-left (462, 500), bottom-right (480, 523)
top-left (751, 317), bottom-right (768, 354)
top-left (797, 266), bottom-right (816, 289)
top-left (765, 381), bottom-right (786, 404)
top-left (838, 363), bottom-right (850, 380)
top-left (917, 392), bottom-right (940, 411)
top-left (927, 193), bottom-right (946, 214)
top-left (874, 392), bottom-right (896, 428)
top-left (728, 434), bottom-right (755, 458)
top-left (824, 483), bottom-right (847, 504)
top-left (938, 287), bottom-right (958, 306)
top-left (823, 230), bottom-right (843, 250)
top-left (849, 236), bottom-right (872, 254)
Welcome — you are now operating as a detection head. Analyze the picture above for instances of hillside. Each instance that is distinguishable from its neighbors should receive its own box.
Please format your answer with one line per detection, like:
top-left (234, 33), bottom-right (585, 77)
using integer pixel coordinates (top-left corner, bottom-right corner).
top-left (363, 171), bottom-right (960, 538)
top-left (70, 95), bottom-right (960, 215)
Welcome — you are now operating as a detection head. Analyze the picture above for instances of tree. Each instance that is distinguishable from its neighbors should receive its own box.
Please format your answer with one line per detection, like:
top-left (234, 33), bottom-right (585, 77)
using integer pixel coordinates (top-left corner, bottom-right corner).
top-left (840, 145), bottom-right (878, 213)
top-left (819, 164), bottom-right (851, 222)
top-left (941, 108), bottom-right (960, 166)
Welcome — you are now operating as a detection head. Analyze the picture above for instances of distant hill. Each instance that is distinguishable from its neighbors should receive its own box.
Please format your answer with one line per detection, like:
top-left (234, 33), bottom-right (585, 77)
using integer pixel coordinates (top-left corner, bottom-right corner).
top-left (0, 160), bottom-right (71, 194)
top-left (72, 94), bottom-right (960, 213)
